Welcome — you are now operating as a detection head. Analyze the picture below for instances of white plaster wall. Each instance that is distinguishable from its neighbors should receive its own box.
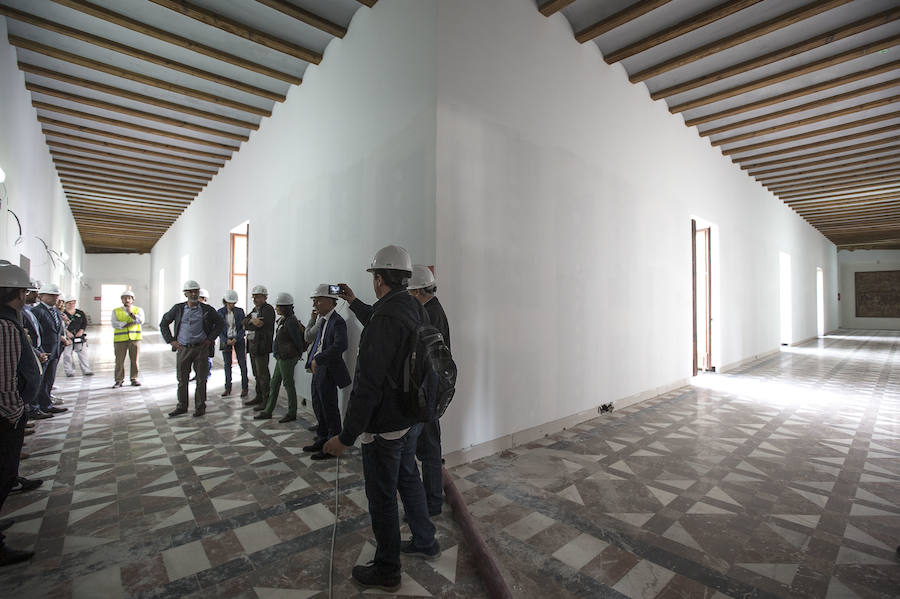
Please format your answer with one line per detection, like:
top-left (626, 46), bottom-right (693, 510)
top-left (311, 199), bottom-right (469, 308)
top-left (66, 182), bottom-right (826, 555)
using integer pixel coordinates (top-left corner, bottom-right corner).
top-left (81, 253), bottom-right (152, 325)
top-left (0, 17), bottom-right (84, 295)
top-left (151, 1), bottom-right (437, 397)
top-left (434, 0), bottom-right (839, 456)
top-left (838, 249), bottom-right (900, 330)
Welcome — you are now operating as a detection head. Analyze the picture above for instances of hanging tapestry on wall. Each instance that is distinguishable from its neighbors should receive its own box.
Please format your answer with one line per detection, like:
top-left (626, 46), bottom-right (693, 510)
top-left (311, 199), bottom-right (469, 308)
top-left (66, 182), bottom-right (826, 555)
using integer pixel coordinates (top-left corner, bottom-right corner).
top-left (855, 270), bottom-right (900, 318)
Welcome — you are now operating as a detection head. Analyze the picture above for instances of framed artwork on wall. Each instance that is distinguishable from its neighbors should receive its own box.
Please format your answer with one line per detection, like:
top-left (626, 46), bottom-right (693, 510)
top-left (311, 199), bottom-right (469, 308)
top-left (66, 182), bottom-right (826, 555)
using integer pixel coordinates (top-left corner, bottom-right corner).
top-left (855, 271), bottom-right (900, 318)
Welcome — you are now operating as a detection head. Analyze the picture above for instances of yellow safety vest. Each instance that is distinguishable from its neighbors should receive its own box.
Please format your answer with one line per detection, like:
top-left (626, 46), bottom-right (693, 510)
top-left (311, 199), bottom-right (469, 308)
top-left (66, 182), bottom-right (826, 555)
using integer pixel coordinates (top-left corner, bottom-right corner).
top-left (113, 306), bottom-right (142, 342)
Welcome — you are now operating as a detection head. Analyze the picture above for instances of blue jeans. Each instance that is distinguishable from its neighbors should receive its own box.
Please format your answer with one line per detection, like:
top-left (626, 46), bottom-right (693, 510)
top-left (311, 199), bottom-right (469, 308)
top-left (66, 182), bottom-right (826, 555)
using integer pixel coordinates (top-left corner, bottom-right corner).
top-left (311, 370), bottom-right (342, 443)
top-left (416, 419), bottom-right (443, 514)
top-left (222, 340), bottom-right (248, 390)
top-left (361, 426), bottom-right (435, 576)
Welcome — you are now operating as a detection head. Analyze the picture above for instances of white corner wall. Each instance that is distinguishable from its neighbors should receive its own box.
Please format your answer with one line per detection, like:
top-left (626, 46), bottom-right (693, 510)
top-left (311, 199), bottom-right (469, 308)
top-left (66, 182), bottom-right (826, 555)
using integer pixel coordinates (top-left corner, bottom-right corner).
top-left (434, 0), bottom-right (839, 459)
top-left (0, 17), bottom-right (84, 294)
top-left (151, 1), bottom-right (437, 393)
top-left (82, 253), bottom-right (152, 325)
top-left (838, 249), bottom-right (900, 330)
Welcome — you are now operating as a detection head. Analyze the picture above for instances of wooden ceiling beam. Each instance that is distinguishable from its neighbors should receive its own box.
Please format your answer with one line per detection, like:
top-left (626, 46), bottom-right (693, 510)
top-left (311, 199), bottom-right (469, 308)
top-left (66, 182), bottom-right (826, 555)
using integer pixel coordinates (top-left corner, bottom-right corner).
top-left (723, 114), bottom-right (900, 156)
top-left (575, 0), bottom-right (673, 44)
top-left (0, 10), bottom-right (285, 102)
top-left (147, 0), bottom-right (322, 64)
top-left (49, 146), bottom-right (217, 176)
top-left (797, 199), bottom-right (900, 215)
top-left (253, 0), bottom-right (346, 38)
top-left (780, 185), bottom-right (900, 202)
top-left (52, 152), bottom-right (214, 182)
top-left (747, 144), bottom-right (900, 176)
top-left (70, 203), bottom-right (179, 219)
top-left (828, 231), bottom-right (900, 243)
top-left (44, 130), bottom-right (225, 168)
top-left (67, 196), bottom-right (187, 215)
top-left (33, 101), bottom-right (240, 151)
top-left (768, 172), bottom-right (900, 195)
top-left (27, 84), bottom-right (250, 142)
top-left (355, 0), bottom-right (377, 7)
top-left (805, 208), bottom-right (900, 223)
top-left (74, 216), bottom-right (172, 229)
top-left (668, 33), bottom-right (900, 113)
top-left (632, 0), bottom-right (853, 83)
top-left (77, 224), bottom-right (168, 236)
top-left (758, 160), bottom-right (900, 185)
top-left (774, 176), bottom-right (900, 197)
top-left (711, 96), bottom-right (900, 146)
top-left (39, 118), bottom-right (230, 161)
top-left (59, 177), bottom-right (196, 200)
top-left (817, 221), bottom-right (900, 232)
top-left (53, 158), bottom-right (209, 185)
top-left (737, 134), bottom-right (900, 168)
top-left (656, 10), bottom-right (900, 100)
top-left (62, 182), bottom-right (195, 203)
top-left (605, 0), bottom-right (764, 64)
top-left (48, 0), bottom-right (301, 84)
top-left (699, 79), bottom-right (900, 137)
top-left (20, 63), bottom-right (258, 131)
top-left (786, 191), bottom-right (900, 205)
top-left (8, 36), bottom-right (270, 116)
top-left (538, 0), bottom-right (577, 17)
top-left (57, 169), bottom-right (203, 193)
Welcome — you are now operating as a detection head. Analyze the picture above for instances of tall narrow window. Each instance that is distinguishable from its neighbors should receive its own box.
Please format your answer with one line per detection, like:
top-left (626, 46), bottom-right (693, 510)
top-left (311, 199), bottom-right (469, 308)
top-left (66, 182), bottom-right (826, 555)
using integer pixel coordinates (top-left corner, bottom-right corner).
top-left (816, 267), bottom-right (825, 338)
top-left (230, 222), bottom-right (249, 309)
top-left (779, 252), bottom-right (792, 346)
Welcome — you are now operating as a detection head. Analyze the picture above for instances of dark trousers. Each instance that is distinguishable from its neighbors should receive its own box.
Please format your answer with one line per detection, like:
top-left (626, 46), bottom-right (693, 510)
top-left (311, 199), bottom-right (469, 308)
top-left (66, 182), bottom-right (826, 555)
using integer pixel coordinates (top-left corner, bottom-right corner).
top-left (311, 370), bottom-right (342, 443)
top-left (0, 415), bottom-right (26, 549)
top-left (416, 419), bottom-right (443, 514)
top-left (361, 426), bottom-right (435, 576)
top-left (176, 344), bottom-right (209, 410)
top-left (222, 340), bottom-right (248, 391)
top-left (249, 352), bottom-right (270, 400)
top-left (37, 355), bottom-right (59, 410)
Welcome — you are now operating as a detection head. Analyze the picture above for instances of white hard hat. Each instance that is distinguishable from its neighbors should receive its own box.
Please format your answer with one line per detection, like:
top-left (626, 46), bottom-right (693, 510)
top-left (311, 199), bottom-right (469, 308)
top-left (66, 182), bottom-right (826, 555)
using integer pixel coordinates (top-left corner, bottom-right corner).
top-left (275, 292), bottom-right (294, 306)
top-left (198, 288), bottom-right (209, 299)
top-left (367, 245), bottom-right (412, 274)
top-left (38, 282), bottom-right (62, 295)
top-left (223, 289), bottom-right (239, 303)
top-left (407, 265), bottom-right (436, 290)
top-left (251, 284), bottom-right (268, 295)
top-left (310, 283), bottom-right (339, 300)
top-left (183, 280), bottom-right (201, 291)
top-left (27, 280), bottom-right (39, 292)
top-left (64, 296), bottom-right (77, 303)
top-left (121, 289), bottom-right (135, 299)
top-left (0, 260), bottom-right (32, 289)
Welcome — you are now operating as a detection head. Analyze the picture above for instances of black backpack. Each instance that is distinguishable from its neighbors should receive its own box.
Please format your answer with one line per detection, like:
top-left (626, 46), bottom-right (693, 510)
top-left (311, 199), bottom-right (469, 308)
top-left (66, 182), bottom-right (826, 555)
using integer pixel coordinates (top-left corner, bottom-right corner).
top-left (395, 316), bottom-right (457, 422)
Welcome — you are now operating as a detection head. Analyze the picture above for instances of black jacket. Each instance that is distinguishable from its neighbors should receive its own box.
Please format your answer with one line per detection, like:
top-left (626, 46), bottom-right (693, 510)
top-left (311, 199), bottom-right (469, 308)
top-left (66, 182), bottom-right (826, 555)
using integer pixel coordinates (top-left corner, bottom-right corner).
top-left (0, 306), bottom-right (42, 408)
top-left (307, 310), bottom-right (352, 389)
top-left (273, 315), bottom-right (305, 360)
top-left (339, 288), bottom-right (422, 446)
top-left (423, 296), bottom-right (450, 352)
top-left (243, 303), bottom-right (276, 355)
top-left (65, 308), bottom-right (88, 341)
top-left (32, 302), bottom-right (64, 359)
top-left (159, 302), bottom-right (224, 355)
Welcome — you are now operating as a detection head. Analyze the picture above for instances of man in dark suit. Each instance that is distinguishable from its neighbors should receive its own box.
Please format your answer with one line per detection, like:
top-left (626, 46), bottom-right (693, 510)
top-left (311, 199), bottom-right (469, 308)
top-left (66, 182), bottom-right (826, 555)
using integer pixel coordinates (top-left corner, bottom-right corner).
top-left (31, 283), bottom-right (68, 417)
top-left (304, 284), bottom-right (352, 461)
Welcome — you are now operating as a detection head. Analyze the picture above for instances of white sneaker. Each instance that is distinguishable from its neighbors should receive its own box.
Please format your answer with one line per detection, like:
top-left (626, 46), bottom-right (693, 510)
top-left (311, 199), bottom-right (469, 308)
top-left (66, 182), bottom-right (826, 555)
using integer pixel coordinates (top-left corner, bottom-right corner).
top-left (52, 396), bottom-right (65, 405)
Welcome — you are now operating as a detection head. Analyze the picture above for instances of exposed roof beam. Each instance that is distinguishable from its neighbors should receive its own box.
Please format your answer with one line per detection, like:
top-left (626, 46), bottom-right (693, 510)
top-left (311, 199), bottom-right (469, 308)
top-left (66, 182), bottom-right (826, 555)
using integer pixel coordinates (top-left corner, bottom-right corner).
top-left (49, 145), bottom-right (218, 176)
top-left (773, 175), bottom-right (900, 196)
top-left (20, 63), bottom-right (258, 131)
top-left (73, 212), bottom-right (174, 226)
top-left (55, 164), bottom-right (207, 190)
top-left (70, 202), bottom-right (180, 218)
top-left (539, 0), bottom-right (577, 17)
top-left (803, 205), bottom-right (900, 220)
top-left (62, 182), bottom-right (195, 203)
top-left (355, 0), bottom-right (377, 7)
top-left (43, 130), bottom-right (225, 168)
top-left (576, 0), bottom-right (673, 44)
top-left (723, 115), bottom-right (900, 157)
top-left (33, 101), bottom-right (240, 151)
top-left (51, 150), bottom-right (216, 180)
top-left (48, 0), bottom-right (301, 84)
top-left (9, 37), bottom-right (270, 116)
top-left (59, 170), bottom-right (203, 194)
top-left (738, 135), bottom-right (900, 168)
top-left (605, 0), bottom-right (764, 64)
top-left (147, 0), bottom-right (322, 64)
top-left (53, 158), bottom-right (210, 184)
top-left (668, 34), bottom-right (900, 113)
top-left (796, 196), bottom-right (900, 211)
top-left (59, 177), bottom-right (196, 200)
top-left (758, 160), bottom-right (900, 185)
top-left (0, 9), bottom-right (285, 102)
top-left (785, 191), bottom-right (900, 205)
top-left (780, 184), bottom-right (900, 201)
top-left (253, 0), bottom-right (346, 38)
top-left (749, 145), bottom-right (900, 176)
top-left (67, 196), bottom-right (188, 215)
top-left (76, 222), bottom-right (170, 234)
top-left (654, 9), bottom-right (900, 99)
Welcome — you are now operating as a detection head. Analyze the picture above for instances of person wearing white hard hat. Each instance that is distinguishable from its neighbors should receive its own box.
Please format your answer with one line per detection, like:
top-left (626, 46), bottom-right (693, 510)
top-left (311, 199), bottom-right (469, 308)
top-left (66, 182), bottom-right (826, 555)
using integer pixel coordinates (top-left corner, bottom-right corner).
top-left (242, 285), bottom-right (275, 408)
top-left (324, 245), bottom-right (440, 590)
top-left (217, 290), bottom-right (248, 398)
top-left (190, 289), bottom-right (214, 383)
top-left (407, 265), bottom-right (450, 517)
top-left (111, 289), bottom-right (144, 388)
top-left (303, 284), bottom-right (351, 460)
top-left (62, 296), bottom-right (93, 378)
top-left (159, 281), bottom-right (224, 417)
top-left (31, 283), bottom-right (69, 416)
top-left (0, 260), bottom-right (43, 566)
top-left (254, 292), bottom-right (306, 422)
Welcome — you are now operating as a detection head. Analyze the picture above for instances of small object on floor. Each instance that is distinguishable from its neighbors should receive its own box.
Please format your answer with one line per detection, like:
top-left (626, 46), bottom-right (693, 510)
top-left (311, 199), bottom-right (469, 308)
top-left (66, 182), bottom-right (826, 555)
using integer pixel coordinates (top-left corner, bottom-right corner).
top-left (400, 539), bottom-right (441, 560)
top-left (192, 408), bottom-right (206, 417)
top-left (352, 563), bottom-right (400, 592)
top-left (240, 389), bottom-right (248, 398)
top-left (307, 424), bottom-right (318, 432)
top-left (278, 414), bottom-right (296, 423)
top-left (10, 477), bottom-right (42, 493)
top-left (302, 443), bottom-right (323, 453)
top-left (84, 372), bottom-right (94, 376)
top-left (0, 519), bottom-right (14, 532)
top-left (253, 412), bottom-right (271, 420)
top-left (301, 398), bottom-right (307, 407)
top-left (310, 451), bottom-right (333, 461)
top-left (45, 406), bottom-right (67, 414)
top-left (0, 546), bottom-right (35, 567)
top-left (131, 380), bottom-right (141, 386)
top-left (221, 388), bottom-right (231, 397)
top-left (168, 407), bottom-right (188, 417)
top-left (112, 381), bottom-right (123, 388)
top-left (29, 410), bottom-right (53, 420)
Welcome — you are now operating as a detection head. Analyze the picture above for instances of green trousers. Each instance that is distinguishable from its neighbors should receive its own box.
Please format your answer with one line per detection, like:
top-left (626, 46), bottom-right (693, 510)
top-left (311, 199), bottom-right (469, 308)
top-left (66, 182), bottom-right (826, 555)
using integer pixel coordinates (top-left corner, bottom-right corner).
top-left (263, 357), bottom-right (299, 417)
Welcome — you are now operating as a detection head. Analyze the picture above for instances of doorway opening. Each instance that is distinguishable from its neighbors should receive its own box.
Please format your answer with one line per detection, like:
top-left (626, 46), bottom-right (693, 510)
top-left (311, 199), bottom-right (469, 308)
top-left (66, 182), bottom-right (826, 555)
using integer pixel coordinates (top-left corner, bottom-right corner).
top-left (100, 283), bottom-right (128, 326)
top-left (230, 222), bottom-right (249, 310)
top-left (779, 252), bottom-right (792, 346)
top-left (816, 267), bottom-right (825, 338)
top-left (692, 220), bottom-right (714, 375)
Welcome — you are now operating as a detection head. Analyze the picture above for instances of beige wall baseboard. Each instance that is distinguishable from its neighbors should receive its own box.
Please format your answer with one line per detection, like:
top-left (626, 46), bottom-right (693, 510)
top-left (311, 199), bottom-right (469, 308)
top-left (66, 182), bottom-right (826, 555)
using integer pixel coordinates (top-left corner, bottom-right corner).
top-left (719, 348), bottom-right (780, 374)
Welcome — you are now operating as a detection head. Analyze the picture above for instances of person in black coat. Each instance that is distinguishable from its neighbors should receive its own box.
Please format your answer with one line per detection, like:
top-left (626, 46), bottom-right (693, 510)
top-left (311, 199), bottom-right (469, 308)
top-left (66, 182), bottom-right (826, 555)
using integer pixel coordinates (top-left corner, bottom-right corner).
top-left (61, 297), bottom-right (93, 377)
top-left (217, 290), bottom-right (248, 398)
top-left (242, 286), bottom-right (276, 407)
top-left (31, 284), bottom-right (68, 416)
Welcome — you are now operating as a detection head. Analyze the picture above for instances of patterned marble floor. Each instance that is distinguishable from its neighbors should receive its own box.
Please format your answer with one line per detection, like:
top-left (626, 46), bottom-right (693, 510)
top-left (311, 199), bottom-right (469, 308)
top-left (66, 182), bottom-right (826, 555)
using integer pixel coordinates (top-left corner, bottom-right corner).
top-left (2, 329), bottom-right (899, 598)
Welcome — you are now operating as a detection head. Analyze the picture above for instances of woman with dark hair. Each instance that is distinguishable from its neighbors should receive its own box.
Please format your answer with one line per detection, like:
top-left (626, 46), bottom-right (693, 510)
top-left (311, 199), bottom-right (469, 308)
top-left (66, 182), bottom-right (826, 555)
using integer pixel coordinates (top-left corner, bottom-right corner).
top-left (217, 290), bottom-right (248, 398)
top-left (254, 293), bottom-right (306, 422)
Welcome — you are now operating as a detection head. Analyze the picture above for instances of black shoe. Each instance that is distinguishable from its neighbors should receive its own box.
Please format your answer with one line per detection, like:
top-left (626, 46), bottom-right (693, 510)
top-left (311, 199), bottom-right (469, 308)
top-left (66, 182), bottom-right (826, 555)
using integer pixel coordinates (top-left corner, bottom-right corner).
top-left (310, 451), bottom-right (334, 461)
top-left (301, 398), bottom-right (307, 407)
top-left (352, 563), bottom-right (400, 592)
top-left (0, 547), bottom-right (35, 567)
top-left (29, 410), bottom-right (53, 420)
top-left (84, 372), bottom-right (94, 376)
top-left (168, 407), bottom-right (188, 417)
top-left (307, 424), bottom-right (318, 431)
top-left (240, 389), bottom-right (249, 398)
top-left (253, 412), bottom-right (271, 420)
top-left (401, 539), bottom-right (441, 560)
top-left (193, 408), bottom-right (206, 417)
top-left (221, 388), bottom-right (232, 397)
top-left (278, 414), bottom-right (296, 423)
top-left (189, 375), bottom-right (196, 382)
top-left (44, 406), bottom-right (68, 414)
top-left (112, 381), bottom-right (123, 388)
top-left (302, 443), bottom-right (323, 453)
top-left (253, 404), bottom-right (267, 412)
top-left (10, 477), bottom-right (42, 494)
top-left (0, 519), bottom-right (15, 532)
top-left (131, 380), bottom-right (141, 386)
top-left (245, 397), bottom-right (262, 406)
